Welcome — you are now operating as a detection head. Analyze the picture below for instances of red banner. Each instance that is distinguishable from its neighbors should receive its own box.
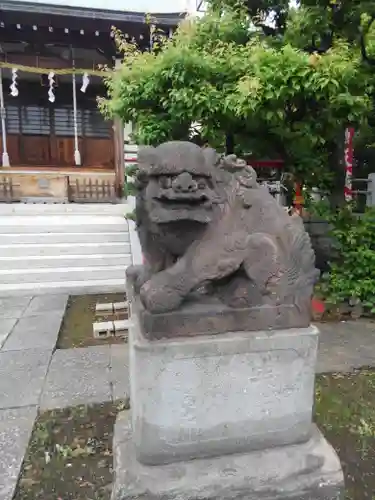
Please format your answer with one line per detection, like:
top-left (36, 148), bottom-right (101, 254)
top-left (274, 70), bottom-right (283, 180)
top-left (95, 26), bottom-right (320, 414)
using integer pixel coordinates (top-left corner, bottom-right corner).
top-left (344, 127), bottom-right (354, 202)
top-left (294, 182), bottom-right (303, 215)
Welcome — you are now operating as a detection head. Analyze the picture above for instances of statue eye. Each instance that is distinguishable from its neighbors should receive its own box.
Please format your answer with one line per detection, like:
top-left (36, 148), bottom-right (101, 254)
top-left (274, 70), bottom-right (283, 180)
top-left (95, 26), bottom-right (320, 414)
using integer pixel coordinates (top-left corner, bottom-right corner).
top-left (159, 176), bottom-right (171, 188)
top-left (197, 178), bottom-right (207, 189)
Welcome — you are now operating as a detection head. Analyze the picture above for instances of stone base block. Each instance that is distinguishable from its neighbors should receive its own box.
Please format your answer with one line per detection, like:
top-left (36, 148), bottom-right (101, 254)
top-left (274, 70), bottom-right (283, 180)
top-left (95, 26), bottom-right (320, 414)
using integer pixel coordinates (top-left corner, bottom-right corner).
top-left (111, 412), bottom-right (344, 500)
top-left (130, 315), bottom-right (319, 465)
top-left (132, 294), bottom-right (309, 340)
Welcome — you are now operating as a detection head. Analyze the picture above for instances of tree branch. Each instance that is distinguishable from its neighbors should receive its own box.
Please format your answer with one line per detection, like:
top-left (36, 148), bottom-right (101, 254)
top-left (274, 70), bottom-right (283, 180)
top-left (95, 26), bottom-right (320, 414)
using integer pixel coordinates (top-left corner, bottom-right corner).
top-left (360, 15), bottom-right (375, 66)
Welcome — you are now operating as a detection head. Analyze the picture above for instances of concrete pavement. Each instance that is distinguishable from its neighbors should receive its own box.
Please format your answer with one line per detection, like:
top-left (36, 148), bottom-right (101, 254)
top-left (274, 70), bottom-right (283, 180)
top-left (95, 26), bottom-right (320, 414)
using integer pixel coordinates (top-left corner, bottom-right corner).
top-left (1, 294), bottom-right (375, 500)
top-left (0, 294), bottom-right (129, 500)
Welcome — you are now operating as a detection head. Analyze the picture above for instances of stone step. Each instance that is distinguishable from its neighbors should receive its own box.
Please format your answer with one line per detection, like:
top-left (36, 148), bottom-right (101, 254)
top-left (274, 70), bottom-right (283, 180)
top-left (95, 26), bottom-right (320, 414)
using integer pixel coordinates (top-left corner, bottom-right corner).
top-left (0, 254), bottom-right (132, 270)
top-left (0, 231), bottom-right (130, 245)
top-left (0, 265), bottom-right (127, 284)
top-left (0, 203), bottom-right (135, 296)
top-left (0, 242), bottom-right (131, 257)
top-left (0, 215), bottom-right (128, 233)
top-left (0, 279), bottom-right (126, 297)
top-left (0, 202), bottom-right (129, 216)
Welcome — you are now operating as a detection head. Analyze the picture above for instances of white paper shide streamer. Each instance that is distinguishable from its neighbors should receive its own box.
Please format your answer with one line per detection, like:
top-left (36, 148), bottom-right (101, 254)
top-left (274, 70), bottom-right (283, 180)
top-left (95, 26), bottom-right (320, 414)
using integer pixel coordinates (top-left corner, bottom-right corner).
top-left (48, 71), bottom-right (55, 102)
top-left (10, 68), bottom-right (19, 97)
top-left (0, 68), bottom-right (10, 165)
top-left (80, 72), bottom-right (90, 93)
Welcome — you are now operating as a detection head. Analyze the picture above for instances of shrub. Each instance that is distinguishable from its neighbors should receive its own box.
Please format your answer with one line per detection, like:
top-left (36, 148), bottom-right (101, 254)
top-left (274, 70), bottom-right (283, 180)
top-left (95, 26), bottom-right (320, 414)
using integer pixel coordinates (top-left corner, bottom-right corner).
top-left (318, 205), bottom-right (375, 313)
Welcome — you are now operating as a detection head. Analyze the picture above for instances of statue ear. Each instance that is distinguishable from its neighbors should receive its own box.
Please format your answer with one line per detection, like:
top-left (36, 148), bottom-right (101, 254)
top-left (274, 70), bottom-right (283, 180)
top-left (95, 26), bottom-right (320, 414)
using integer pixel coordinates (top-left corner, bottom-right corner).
top-left (222, 154), bottom-right (247, 171)
top-left (202, 146), bottom-right (220, 168)
top-left (138, 146), bottom-right (156, 176)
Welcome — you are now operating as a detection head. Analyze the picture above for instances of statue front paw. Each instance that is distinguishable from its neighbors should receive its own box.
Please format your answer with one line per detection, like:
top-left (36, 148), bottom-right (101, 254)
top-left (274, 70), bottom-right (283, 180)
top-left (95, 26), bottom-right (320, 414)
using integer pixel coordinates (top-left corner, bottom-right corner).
top-left (140, 276), bottom-right (183, 313)
top-left (126, 264), bottom-right (152, 293)
top-left (126, 264), bottom-right (142, 282)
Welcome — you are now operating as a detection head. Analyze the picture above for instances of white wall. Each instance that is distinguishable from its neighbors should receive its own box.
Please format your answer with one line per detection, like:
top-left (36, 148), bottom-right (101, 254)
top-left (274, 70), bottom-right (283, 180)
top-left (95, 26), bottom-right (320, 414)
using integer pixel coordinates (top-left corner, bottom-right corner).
top-left (12, 0), bottom-right (191, 13)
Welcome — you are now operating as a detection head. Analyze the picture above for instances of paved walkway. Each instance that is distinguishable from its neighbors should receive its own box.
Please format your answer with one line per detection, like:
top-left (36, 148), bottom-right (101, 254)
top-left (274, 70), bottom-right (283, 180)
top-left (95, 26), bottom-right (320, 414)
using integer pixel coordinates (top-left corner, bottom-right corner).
top-left (317, 320), bottom-right (375, 373)
top-left (0, 294), bottom-right (128, 500)
top-left (1, 295), bottom-right (375, 500)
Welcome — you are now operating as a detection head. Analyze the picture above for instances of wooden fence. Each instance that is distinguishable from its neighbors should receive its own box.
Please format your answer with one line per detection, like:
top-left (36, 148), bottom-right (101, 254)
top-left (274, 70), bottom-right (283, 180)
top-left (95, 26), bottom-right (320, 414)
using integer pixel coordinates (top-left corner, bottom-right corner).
top-left (69, 178), bottom-right (117, 203)
top-left (0, 176), bottom-right (19, 202)
top-left (0, 173), bottom-right (118, 203)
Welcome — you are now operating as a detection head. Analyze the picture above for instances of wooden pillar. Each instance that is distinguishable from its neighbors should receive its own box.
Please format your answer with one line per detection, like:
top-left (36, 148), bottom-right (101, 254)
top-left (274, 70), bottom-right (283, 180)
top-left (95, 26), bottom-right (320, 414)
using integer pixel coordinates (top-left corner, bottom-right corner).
top-left (114, 58), bottom-right (125, 197)
top-left (114, 118), bottom-right (125, 198)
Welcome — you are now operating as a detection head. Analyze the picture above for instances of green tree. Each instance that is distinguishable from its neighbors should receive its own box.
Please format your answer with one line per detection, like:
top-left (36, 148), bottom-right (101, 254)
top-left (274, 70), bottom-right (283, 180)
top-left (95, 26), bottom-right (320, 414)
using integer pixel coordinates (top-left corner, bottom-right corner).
top-left (101, 0), bottom-right (375, 194)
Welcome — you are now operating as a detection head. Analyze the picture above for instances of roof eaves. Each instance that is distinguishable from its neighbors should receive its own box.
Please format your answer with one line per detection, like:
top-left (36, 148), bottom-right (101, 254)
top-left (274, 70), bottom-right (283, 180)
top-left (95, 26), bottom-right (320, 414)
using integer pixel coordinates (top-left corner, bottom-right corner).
top-left (0, 1), bottom-right (186, 25)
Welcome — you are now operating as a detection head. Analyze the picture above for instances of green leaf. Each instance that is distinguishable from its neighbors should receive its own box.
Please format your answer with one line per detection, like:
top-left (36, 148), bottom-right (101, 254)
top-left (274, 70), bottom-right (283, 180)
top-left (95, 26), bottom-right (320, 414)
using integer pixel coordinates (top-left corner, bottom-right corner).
top-left (102, 0), bottom-right (374, 201)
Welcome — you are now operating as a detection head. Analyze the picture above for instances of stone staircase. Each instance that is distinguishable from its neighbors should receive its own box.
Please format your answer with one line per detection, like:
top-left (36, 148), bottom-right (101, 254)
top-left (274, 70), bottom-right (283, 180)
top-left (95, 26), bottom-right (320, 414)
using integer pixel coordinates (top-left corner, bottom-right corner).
top-left (0, 203), bottom-right (134, 296)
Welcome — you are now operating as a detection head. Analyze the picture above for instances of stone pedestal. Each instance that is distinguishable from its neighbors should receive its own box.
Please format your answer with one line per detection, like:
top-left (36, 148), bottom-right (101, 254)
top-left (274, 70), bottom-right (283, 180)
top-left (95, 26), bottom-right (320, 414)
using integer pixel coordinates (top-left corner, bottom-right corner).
top-left (111, 413), bottom-right (344, 500)
top-left (135, 296), bottom-right (310, 340)
top-left (111, 306), bottom-right (344, 499)
top-left (130, 310), bottom-right (319, 465)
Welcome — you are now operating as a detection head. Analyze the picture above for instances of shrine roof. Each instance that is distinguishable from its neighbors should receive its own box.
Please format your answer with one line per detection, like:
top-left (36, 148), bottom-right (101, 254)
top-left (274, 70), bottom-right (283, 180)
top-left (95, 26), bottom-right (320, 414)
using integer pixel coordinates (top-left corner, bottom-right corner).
top-left (0, 0), bottom-right (187, 25)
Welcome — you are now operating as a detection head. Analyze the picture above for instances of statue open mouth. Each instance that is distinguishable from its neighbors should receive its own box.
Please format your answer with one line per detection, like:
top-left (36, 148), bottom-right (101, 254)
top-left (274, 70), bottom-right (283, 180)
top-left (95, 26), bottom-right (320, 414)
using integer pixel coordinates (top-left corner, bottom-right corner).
top-left (149, 192), bottom-right (213, 224)
top-left (156, 194), bottom-right (210, 208)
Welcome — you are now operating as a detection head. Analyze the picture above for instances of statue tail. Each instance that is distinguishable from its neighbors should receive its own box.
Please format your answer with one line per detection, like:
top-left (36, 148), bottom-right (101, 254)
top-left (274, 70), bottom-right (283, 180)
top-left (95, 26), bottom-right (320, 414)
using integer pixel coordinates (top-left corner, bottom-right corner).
top-left (285, 213), bottom-right (320, 304)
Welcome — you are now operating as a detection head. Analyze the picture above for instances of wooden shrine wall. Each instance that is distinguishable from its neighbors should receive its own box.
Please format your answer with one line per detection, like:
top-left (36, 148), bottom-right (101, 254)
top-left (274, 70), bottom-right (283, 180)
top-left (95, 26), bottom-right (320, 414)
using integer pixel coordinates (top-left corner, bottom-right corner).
top-left (0, 136), bottom-right (114, 168)
top-left (1, 80), bottom-right (115, 169)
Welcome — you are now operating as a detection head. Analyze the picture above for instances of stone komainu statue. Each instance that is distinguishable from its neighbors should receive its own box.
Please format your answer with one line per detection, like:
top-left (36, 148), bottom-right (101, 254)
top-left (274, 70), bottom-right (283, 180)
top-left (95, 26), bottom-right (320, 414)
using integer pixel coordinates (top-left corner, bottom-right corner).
top-left (127, 141), bottom-right (319, 327)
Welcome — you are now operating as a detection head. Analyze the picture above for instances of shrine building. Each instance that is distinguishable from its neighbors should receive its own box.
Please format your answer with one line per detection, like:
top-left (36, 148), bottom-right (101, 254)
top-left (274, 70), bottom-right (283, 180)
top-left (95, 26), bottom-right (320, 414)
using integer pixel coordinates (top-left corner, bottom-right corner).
top-left (0, 0), bottom-right (185, 202)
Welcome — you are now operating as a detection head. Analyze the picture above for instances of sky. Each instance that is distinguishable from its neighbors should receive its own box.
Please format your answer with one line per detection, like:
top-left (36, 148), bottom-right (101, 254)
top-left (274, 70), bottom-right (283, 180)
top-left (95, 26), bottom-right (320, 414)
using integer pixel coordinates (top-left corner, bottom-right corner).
top-left (10, 0), bottom-right (192, 14)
